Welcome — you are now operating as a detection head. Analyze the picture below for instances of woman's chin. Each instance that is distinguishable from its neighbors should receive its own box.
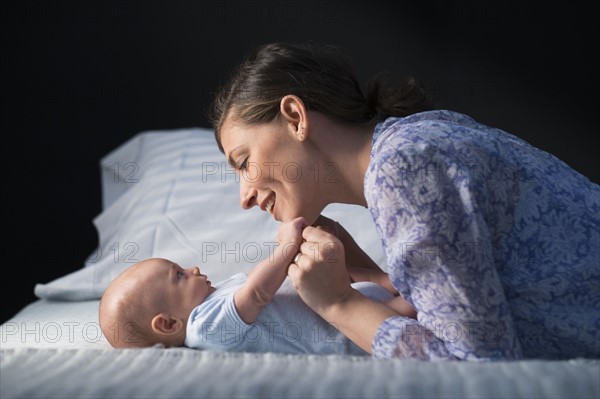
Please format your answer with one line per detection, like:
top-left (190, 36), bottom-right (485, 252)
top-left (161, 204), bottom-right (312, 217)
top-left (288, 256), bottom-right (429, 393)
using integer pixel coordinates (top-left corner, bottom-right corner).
top-left (274, 206), bottom-right (321, 224)
top-left (275, 209), bottom-right (294, 223)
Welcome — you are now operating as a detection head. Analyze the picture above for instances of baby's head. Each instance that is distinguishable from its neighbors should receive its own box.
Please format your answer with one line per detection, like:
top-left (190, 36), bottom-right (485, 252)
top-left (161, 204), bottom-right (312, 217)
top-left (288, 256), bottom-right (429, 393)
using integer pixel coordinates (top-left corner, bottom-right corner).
top-left (99, 257), bottom-right (215, 348)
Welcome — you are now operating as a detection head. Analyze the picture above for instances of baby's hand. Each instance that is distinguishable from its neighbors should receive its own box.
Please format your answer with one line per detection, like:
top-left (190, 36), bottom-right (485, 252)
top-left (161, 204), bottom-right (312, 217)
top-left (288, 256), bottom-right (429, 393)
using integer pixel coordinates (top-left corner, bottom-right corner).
top-left (276, 217), bottom-right (307, 262)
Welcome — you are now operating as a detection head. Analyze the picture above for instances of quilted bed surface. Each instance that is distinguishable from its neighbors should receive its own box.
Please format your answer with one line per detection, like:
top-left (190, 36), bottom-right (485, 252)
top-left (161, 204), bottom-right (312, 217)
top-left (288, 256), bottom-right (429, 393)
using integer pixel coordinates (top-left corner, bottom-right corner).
top-left (2, 346), bottom-right (598, 399)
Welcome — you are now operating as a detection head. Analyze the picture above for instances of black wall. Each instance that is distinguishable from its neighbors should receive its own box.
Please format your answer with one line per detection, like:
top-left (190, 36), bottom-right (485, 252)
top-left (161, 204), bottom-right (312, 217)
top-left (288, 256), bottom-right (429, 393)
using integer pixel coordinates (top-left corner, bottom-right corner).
top-left (2, 1), bottom-right (597, 324)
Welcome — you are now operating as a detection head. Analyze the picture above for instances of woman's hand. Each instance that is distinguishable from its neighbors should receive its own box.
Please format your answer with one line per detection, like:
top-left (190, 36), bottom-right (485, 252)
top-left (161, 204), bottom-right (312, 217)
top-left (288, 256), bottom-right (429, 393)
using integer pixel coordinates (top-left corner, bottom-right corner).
top-left (312, 214), bottom-right (339, 236)
top-left (287, 225), bottom-right (353, 316)
top-left (287, 225), bottom-right (400, 353)
top-left (313, 214), bottom-right (387, 276)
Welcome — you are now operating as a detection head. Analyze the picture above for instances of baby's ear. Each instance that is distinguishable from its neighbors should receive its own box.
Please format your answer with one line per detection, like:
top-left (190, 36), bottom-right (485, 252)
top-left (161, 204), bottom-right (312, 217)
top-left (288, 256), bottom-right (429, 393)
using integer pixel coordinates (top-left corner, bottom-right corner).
top-left (151, 313), bottom-right (183, 336)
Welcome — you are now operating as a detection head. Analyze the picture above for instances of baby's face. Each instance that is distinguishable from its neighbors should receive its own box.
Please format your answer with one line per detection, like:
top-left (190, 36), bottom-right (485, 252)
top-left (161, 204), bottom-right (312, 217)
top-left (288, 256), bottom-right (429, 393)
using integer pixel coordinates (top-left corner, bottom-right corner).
top-left (134, 258), bottom-right (216, 318)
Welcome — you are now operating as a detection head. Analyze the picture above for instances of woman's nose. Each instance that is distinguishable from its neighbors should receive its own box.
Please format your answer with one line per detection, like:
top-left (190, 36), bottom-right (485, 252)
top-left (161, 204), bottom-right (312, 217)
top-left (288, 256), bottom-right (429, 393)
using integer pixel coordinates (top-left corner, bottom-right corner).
top-left (240, 179), bottom-right (258, 210)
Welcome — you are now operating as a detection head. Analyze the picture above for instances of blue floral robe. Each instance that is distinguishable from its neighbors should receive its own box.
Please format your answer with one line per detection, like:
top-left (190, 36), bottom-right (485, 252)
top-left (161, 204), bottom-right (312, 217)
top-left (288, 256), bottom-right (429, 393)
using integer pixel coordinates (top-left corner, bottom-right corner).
top-left (364, 110), bottom-right (600, 360)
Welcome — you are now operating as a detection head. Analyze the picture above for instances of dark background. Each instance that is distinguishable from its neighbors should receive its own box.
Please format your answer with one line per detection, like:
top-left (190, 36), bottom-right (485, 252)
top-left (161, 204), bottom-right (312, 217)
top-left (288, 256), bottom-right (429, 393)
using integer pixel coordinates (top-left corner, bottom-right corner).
top-left (1, 1), bottom-right (597, 324)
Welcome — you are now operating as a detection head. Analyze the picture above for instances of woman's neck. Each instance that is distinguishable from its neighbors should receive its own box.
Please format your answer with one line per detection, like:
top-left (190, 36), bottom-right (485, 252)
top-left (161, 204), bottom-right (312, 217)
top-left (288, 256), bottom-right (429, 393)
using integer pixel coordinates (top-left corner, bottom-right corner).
top-left (309, 112), bottom-right (376, 207)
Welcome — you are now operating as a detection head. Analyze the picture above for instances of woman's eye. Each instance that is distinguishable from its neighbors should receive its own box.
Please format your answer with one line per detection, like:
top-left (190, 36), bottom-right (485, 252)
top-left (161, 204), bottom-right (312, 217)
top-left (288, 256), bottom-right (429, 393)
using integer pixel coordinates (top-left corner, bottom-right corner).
top-left (239, 157), bottom-right (248, 171)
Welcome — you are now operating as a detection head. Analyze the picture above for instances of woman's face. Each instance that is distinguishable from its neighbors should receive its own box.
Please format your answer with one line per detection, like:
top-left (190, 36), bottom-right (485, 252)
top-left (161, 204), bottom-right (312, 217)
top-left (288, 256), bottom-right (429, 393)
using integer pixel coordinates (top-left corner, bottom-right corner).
top-left (220, 116), bottom-right (326, 224)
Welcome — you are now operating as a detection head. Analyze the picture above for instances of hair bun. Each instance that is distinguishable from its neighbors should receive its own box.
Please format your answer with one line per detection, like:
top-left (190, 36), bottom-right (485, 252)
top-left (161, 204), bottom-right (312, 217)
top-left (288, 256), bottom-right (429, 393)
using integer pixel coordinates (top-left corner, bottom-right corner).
top-left (365, 72), bottom-right (434, 121)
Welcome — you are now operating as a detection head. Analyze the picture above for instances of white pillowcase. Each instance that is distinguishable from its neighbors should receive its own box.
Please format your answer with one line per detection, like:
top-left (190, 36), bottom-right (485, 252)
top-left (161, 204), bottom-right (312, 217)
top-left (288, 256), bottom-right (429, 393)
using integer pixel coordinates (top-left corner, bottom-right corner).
top-left (34, 128), bottom-right (386, 300)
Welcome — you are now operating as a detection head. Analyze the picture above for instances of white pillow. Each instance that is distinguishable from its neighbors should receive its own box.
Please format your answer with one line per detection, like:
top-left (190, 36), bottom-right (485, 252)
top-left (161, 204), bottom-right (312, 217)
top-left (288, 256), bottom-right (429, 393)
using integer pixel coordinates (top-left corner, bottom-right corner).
top-left (34, 128), bottom-right (386, 300)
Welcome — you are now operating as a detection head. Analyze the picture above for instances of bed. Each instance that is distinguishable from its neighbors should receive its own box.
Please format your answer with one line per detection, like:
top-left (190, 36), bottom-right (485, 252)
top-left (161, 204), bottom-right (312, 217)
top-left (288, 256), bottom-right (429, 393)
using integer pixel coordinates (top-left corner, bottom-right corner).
top-left (1, 127), bottom-right (598, 399)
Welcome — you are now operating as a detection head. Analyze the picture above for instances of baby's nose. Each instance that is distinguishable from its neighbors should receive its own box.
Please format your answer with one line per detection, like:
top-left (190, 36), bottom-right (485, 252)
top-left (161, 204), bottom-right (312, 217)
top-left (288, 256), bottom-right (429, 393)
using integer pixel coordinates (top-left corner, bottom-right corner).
top-left (191, 266), bottom-right (201, 276)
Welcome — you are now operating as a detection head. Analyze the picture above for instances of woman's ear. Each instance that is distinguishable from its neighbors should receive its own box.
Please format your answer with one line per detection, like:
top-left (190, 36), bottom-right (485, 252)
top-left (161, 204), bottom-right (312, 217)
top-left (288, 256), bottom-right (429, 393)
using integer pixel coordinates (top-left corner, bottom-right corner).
top-left (280, 95), bottom-right (309, 142)
top-left (151, 313), bottom-right (184, 336)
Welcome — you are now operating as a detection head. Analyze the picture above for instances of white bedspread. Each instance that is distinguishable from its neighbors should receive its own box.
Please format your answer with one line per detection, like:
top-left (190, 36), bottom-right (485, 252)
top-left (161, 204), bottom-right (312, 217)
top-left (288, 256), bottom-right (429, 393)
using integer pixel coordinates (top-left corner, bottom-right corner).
top-left (2, 346), bottom-right (598, 399)
top-left (1, 300), bottom-right (599, 399)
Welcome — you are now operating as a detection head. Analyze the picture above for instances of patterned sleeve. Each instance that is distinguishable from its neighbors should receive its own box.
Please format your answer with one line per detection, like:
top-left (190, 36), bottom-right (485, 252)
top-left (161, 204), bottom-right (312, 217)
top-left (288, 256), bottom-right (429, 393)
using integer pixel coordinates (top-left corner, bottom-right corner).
top-left (368, 144), bottom-right (523, 360)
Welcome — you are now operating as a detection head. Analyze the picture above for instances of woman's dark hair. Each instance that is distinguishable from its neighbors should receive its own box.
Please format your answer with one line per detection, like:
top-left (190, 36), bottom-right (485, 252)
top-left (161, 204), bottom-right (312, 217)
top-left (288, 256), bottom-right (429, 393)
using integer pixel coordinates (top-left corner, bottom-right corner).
top-left (208, 42), bottom-right (434, 152)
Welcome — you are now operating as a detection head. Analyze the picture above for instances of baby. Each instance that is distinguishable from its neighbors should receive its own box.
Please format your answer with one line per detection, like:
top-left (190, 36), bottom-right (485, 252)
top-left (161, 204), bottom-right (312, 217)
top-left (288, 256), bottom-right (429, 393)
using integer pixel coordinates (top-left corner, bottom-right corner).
top-left (99, 217), bottom-right (416, 355)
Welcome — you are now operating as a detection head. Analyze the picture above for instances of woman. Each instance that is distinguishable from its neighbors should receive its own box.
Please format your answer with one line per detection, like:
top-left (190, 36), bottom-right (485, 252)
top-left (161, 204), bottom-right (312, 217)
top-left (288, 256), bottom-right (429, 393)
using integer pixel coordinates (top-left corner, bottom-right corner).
top-left (208, 42), bottom-right (600, 360)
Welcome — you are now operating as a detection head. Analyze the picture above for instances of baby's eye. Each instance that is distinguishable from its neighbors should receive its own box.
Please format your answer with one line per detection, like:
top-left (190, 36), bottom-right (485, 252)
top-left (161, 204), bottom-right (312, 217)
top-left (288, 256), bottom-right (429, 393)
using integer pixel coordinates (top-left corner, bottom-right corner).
top-left (177, 271), bottom-right (184, 278)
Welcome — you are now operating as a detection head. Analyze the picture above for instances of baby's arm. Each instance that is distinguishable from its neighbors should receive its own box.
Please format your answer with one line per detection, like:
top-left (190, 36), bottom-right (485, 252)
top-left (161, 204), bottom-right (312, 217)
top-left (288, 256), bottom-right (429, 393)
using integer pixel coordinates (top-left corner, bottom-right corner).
top-left (234, 217), bottom-right (306, 324)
